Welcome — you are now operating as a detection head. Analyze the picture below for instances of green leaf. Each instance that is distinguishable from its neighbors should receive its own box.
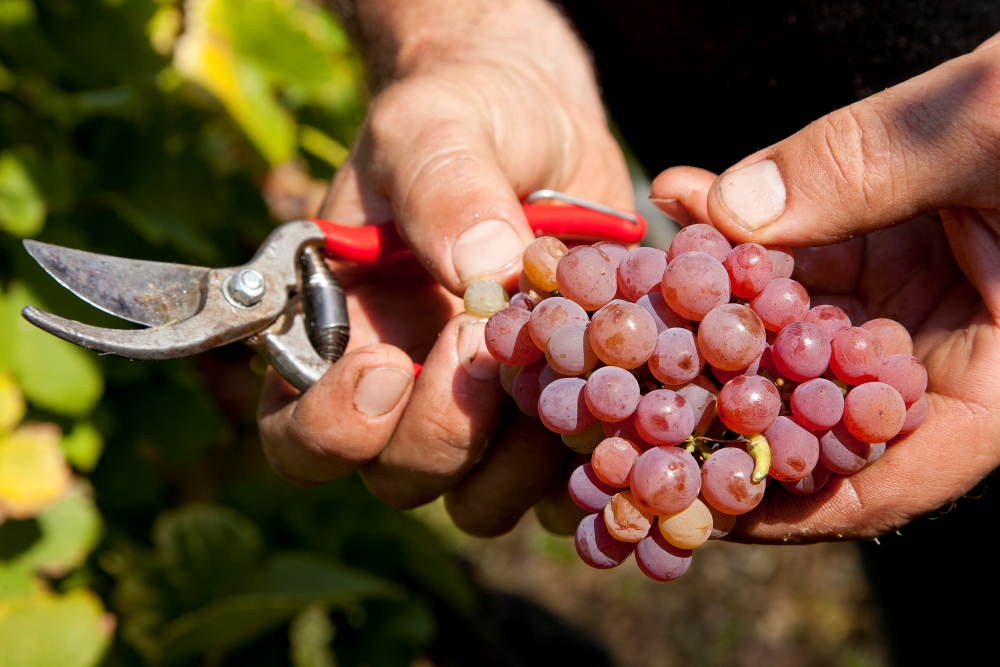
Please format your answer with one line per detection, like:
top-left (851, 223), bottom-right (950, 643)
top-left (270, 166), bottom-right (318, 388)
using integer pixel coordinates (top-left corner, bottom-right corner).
top-left (290, 603), bottom-right (336, 667)
top-left (0, 152), bottom-right (47, 237)
top-left (59, 422), bottom-right (103, 472)
top-left (0, 0), bottom-right (35, 29)
top-left (0, 589), bottom-right (112, 667)
top-left (13, 483), bottom-right (103, 577)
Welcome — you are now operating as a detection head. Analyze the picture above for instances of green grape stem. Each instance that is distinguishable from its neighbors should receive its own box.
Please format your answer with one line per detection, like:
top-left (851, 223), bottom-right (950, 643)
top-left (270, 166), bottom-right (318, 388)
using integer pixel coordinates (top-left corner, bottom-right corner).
top-left (745, 433), bottom-right (771, 483)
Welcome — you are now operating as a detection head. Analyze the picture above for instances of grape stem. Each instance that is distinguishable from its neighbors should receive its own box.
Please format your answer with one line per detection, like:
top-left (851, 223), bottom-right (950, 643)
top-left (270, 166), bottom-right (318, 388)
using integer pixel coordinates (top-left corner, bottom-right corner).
top-left (745, 433), bottom-right (771, 483)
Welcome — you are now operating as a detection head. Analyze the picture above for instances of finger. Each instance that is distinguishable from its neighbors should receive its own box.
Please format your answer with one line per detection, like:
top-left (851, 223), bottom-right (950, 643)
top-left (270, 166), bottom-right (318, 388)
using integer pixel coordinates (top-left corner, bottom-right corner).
top-left (705, 46), bottom-right (1000, 245)
top-left (258, 344), bottom-right (415, 486)
top-left (649, 166), bottom-right (717, 226)
top-left (360, 313), bottom-right (504, 509)
top-left (444, 409), bottom-right (567, 537)
top-left (941, 206), bottom-right (1000, 319)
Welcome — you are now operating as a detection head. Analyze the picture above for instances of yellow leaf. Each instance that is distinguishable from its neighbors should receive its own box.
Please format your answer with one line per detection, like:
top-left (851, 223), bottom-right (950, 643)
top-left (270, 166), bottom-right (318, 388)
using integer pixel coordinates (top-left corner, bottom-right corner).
top-left (0, 423), bottom-right (71, 519)
top-left (0, 374), bottom-right (25, 433)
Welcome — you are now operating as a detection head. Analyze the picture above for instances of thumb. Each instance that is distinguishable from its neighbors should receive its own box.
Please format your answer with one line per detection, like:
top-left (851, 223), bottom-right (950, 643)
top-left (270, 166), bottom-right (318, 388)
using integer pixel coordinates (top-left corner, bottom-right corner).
top-left (706, 41), bottom-right (1000, 245)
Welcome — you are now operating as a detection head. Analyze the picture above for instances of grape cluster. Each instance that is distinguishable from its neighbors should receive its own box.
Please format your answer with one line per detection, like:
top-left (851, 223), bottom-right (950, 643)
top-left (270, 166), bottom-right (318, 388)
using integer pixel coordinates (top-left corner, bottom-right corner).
top-left (472, 225), bottom-right (928, 582)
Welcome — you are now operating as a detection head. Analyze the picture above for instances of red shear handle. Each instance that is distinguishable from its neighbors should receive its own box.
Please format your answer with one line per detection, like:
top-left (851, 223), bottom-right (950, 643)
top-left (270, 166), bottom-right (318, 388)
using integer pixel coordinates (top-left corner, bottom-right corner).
top-left (311, 202), bottom-right (647, 265)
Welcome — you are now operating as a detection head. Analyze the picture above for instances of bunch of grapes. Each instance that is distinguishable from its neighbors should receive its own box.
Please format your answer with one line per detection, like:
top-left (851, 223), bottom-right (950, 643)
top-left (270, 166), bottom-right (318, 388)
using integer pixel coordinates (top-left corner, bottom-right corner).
top-left (468, 224), bottom-right (928, 582)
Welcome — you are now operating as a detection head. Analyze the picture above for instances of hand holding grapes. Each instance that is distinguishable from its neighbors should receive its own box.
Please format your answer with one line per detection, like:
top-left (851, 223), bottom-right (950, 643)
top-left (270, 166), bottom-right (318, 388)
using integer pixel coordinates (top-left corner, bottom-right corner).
top-left (651, 33), bottom-right (1000, 543)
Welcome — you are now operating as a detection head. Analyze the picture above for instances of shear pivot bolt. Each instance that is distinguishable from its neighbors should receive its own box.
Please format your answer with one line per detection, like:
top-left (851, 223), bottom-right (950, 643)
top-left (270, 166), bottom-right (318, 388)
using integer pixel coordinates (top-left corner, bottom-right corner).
top-left (227, 269), bottom-right (266, 307)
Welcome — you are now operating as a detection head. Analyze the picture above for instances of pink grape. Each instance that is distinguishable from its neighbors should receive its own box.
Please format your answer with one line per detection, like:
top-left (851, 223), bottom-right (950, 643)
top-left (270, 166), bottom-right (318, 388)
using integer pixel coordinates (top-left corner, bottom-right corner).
top-left (539, 364), bottom-right (569, 392)
top-left (591, 437), bottom-right (643, 488)
top-left (763, 416), bottom-right (819, 482)
top-left (878, 354), bottom-right (927, 406)
top-left (899, 394), bottom-right (928, 434)
top-left (676, 376), bottom-right (718, 433)
top-left (575, 513), bottom-right (635, 569)
top-left (818, 421), bottom-right (873, 474)
top-left (511, 360), bottom-right (544, 416)
top-left (667, 223), bottom-right (732, 263)
top-left (545, 323), bottom-right (598, 376)
top-left (843, 382), bottom-right (906, 443)
top-left (765, 244), bottom-right (795, 279)
top-left (867, 442), bottom-right (887, 464)
top-left (528, 297), bottom-right (589, 350)
top-left (772, 321), bottom-right (831, 382)
top-left (724, 243), bottom-right (773, 298)
top-left (790, 378), bottom-right (845, 431)
top-left (700, 447), bottom-right (765, 515)
top-left (697, 303), bottom-right (767, 371)
top-left (861, 318), bottom-right (913, 356)
top-left (635, 528), bottom-right (693, 581)
top-left (705, 500), bottom-right (737, 539)
top-left (585, 366), bottom-right (642, 422)
top-left (804, 305), bottom-right (852, 340)
top-left (603, 413), bottom-right (656, 450)
top-left (617, 247), bottom-right (668, 301)
top-left (780, 463), bottom-right (831, 495)
top-left (556, 245), bottom-right (618, 310)
top-left (629, 446), bottom-right (702, 515)
top-left (538, 378), bottom-right (595, 435)
top-left (661, 252), bottom-right (731, 321)
top-left (589, 301), bottom-right (658, 369)
top-left (634, 390), bottom-right (696, 445)
top-left (485, 307), bottom-right (543, 365)
top-left (830, 327), bottom-right (884, 384)
top-left (593, 241), bottom-right (630, 272)
top-left (568, 464), bottom-right (617, 512)
top-left (635, 292), bottom-right (690, 333)
top-left (509, 292), bottom-right (536, 311)
top-left (712, 355), bottom-right (762, 384)
top-left (749, 278), bottom-right (810, 331)
top-left (717, 375), bottom-right (781, 434)
top-left (649, 328), bottom-right (705, 385)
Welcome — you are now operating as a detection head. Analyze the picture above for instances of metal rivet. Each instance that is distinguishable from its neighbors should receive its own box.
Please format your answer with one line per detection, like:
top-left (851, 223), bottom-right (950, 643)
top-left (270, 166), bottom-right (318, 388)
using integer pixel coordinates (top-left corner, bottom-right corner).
top-left (226, 268), bottom-right (266, 307)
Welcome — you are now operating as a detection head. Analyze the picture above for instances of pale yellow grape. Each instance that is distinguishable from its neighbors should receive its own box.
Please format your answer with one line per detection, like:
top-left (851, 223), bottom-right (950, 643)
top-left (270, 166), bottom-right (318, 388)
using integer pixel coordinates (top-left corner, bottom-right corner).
top-left (657, 498), bottom-right (713, 549)
top-left (561, 419), bottom-right (605, 454)
top-left (498, 363), bottom-right (521, 396)
top-left (464, 280), bottom-right (509, 317)
top-left (523, 236), bottom-right (567, 292)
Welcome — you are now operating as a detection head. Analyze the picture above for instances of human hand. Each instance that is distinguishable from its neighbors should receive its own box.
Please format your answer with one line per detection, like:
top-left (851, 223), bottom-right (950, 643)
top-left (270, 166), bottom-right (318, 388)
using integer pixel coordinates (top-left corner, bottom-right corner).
top-left (651, 31), bottom-right (1000, 543)
top-left (258, 0), bottom-right (632, 535)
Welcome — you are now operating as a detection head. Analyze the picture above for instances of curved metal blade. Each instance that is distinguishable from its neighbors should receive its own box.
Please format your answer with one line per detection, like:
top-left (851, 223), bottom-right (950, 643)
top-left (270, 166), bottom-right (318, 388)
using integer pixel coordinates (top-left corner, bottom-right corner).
top-left (23, 240), bottom-right (209, 327)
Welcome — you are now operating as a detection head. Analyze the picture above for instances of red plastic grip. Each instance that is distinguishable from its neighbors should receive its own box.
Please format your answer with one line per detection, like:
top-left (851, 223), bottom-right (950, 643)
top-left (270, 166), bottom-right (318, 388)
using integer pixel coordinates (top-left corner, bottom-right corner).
top-left (311, 202), bottom-right (646, 265)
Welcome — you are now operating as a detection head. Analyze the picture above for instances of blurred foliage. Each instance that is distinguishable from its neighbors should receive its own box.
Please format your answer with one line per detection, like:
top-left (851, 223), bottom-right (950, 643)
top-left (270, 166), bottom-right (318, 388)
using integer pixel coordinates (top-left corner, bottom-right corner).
top-left (0, 1), bottom-right (475, 665)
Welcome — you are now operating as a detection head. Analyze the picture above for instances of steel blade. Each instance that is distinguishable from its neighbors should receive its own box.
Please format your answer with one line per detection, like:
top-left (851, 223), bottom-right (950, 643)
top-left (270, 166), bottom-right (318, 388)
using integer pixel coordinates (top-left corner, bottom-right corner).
top-left (23, 240), bottom-right (209, 327)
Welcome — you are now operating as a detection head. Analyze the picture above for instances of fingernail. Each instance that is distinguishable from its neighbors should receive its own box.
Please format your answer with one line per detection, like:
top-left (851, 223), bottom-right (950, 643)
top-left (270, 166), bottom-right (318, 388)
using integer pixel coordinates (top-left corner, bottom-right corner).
top-left (649, 198), bottom-right (691, 225)
top-left (457, 318), bottom-right (500, 380)
top-left (453, 219), bottom-right (526, 284)
top-left (354, 367), bottom-right (413, 417)
top-left (716, 160), bottom-right (786, 230)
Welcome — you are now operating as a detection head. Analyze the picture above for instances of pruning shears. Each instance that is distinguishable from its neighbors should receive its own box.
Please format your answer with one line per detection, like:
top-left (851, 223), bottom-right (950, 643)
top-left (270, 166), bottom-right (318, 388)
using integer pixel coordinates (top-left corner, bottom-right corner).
top-left (21, 190), bottom-right (646, 391)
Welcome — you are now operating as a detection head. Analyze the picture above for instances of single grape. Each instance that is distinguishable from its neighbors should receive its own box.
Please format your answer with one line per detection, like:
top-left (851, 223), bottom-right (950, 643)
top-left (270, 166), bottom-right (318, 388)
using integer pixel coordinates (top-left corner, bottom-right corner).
top-left (658, 498), bottom-right (713, 549)
top-left (617, 247), bottom-right (668, 301)
top-left (675, 376), bottom-right (718, 433)
top-left (589, 301), bottom-right (658, 368)
top-left (700, 447), bottom-right (765, 514)
top-left (561, 419), bottom-right (607, 454)
top-left (604, 490), bottom-right (653, 542)
top-left (545, 323), bottom-right (599, 376)
top-left (603, 413), bottom-right (656, 450)
top-left (556, 245), bottom-right (618, 310)
top-left (818, 421), bottom-right (874, 474)
top-left (568, 464), bottom-right (617, 512)
top-left (522, 236), bottom-right (567, 292)
top-left (804, 304), bottom-right (852, 340)
top-left (749, 278), bottom-right (810, 331)
top-left (717, 375), bottom-right (781, 434)
top-left (667, 223), bottom-right (732, 263)
top-left (634, 528), bottom-right (693, 581)
top-left (843, 382), bottom-right (906, 443)
top-left (899, 394), bottom-right (928, 434)
top-left (866, 441), bottom-right (887, 465)
top-left (539, 364), bottom-right (569, 392)
top-left (498, 363), bottom-right (520, 396)
top-left (635, 390), bottom-right (696, 445)
top-left (593, 241), bottom-right (630, 272)
top-left (830, 327), bottom-right (884, 384)
top-left (763, 416), bottom-right (820, 482)
top-left (791, 378), bottom-right (845, 431)
top-left (772, 321), bottom-right (831, 382)
top-left (629, 446), bottom-right (702, 515)
top-left (464, 280), bottom-right (510, 317)
top-left (509, 292), bottom-right (537, 311)
top-left (780, 463), bottom-right (831, 495)
top-left (649, 328), bottom-right (705, 385)
top-left (861, 318), bottom-right (913, 356)
top-left (724, 243), bottom-right (773, 298)
top-left (591, 436), bottom-right (643, 487)
top-left (635, 292), bottom-right (690, 334)
top-left (662, 252), bottom-right (731, 320)
top-left (528, 297), bottom-right (589, 350)
top-left (538, 377), bottom-right (595, 435)
top-left (697, 303), bottom-right (767, 371)
top-left (878, 354), bottom-right (928, 406)
top-left (585, 366), bottom-right (642, 422)
top-left (575, 513), bottom-right (635, 569)
top-left (765, 244), bottom-right (795, 279)
top-left (704, 499), bottom-right (737, 539)
top-left (511, 360), bottom-right (545, 416)
top-left (485, 307), bottom-right (543, 365)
